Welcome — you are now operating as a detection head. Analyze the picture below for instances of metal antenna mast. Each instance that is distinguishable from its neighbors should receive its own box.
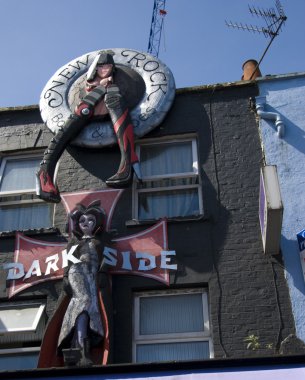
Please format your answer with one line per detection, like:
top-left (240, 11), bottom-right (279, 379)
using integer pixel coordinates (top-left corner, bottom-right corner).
top-left (148, 0), bottom-right (167, 57)
top-left (226, 0), bottom-right (287, 79)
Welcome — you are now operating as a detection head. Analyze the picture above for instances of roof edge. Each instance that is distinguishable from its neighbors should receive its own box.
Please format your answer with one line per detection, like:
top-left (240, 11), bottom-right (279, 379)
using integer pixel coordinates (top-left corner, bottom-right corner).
top-left (1, 71), bottom-right (304, 110)
top-left (0, 104), bottom-right (39, 113)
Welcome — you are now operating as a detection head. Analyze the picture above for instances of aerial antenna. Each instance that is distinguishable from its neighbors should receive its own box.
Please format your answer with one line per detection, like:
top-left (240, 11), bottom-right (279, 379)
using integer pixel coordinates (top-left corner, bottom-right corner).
top-left (226, 0), bottom-right (287, 79)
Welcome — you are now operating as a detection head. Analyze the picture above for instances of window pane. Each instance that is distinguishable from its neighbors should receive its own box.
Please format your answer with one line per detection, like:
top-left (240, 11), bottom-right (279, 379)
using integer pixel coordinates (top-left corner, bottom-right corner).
top-left (0, 204), bottom-right (52, 232)
top-left (0, 305), bottom-right (45, 333)
top-left (137, 341), bottom-right (209, 363)
top-left (141, 141), bottom-right (194, 177)
top-left (140, 294), bottom-right (204, 335)
top-left (139, 189), bottom-right (199, 220)
top-left (0, 352), bottom-right (38, 370)
top-left (0, 158), bottom-right (40, 192)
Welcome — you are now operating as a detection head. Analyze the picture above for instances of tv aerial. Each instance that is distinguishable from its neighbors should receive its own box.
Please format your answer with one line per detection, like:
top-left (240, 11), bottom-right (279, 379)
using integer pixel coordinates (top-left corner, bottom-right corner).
top-left (226, 0), bottom-right (287, 79)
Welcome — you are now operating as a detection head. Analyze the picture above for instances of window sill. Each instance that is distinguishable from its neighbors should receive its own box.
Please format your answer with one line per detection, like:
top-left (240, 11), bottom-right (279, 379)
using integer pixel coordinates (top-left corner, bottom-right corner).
top-left (0, 227), bottom-right (60, 239)
top-left (126, 214), bottom-right (210, 227)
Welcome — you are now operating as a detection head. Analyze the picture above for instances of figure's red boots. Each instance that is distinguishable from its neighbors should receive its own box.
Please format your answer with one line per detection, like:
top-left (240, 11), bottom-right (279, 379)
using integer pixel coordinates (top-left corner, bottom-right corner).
top-left (105, 88), bottom-right (142, 188)
top-left (36, 166), bottom-right (61, 203)
top-left (36, 114), bottom-right (92, 203)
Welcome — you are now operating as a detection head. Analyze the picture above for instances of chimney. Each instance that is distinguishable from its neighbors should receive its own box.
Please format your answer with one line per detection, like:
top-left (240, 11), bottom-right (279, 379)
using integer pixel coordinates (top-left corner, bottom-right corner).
top-left (242, 59), bottom-right (262, 80)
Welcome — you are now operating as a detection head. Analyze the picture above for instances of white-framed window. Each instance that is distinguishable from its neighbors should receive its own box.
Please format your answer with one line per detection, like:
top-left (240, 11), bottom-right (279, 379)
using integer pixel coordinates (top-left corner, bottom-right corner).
top-left (0, 303), bottom-right (45, 334)
top-left (133, 289), bottom-right (213, 363)
top-left (0, 302), bottom-right (46, 370)
top-left (133, 136), bottom-right (203, 221)
top-left (0, 152), bottom-right (53, 232)
top-left (0, 347), bottom-right (40, 371)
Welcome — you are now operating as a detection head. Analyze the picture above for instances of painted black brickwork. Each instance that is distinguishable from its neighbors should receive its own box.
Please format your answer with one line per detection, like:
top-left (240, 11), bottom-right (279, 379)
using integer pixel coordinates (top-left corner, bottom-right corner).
top-left (0, 82), bottom-right (297, 362)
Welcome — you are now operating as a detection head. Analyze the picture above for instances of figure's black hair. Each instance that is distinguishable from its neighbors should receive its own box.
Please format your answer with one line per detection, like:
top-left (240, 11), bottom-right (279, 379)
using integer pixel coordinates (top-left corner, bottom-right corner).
top-left (97, 52), bottom-right (115, 66)
top-left (87, 50), bottom-right (116, 82)
top-left (69, 200), bottom-right (106, 237)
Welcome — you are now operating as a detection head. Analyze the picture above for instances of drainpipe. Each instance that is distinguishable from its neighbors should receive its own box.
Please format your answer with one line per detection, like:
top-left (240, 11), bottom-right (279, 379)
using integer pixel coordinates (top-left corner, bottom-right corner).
top-left (255, 96), bottom-right (285, 138)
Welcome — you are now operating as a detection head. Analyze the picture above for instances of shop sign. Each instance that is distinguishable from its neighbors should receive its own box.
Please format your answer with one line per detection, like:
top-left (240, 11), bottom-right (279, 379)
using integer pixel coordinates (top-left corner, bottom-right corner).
top-left (3, 189), bottom-right (176, 298)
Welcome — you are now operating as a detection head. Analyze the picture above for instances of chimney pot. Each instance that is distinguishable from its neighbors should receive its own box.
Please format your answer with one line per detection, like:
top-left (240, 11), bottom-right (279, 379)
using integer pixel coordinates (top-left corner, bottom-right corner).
top-left (242, 59), bottom-right (262, 80)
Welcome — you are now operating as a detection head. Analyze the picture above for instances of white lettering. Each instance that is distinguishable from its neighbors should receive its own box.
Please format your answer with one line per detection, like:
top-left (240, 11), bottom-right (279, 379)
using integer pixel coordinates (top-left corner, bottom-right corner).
top-left (3, 263), bottom-right (25, 280)
top-left (4, 247), bottom-right (178, 282)
top-left (136, 252), bottom-right (156, 271)
top-left (45, 254), bottom-right (60, 275)
top-left (121, 251), bottom-right (132, 270)
top-left (24, 260), bottom-right (42, 280)
top-left (161, 250), bottom-right (177, 270)
top-left (103, 247), bottom-right (117, 266)
top-left (62, 245), bottom-right (80, 268)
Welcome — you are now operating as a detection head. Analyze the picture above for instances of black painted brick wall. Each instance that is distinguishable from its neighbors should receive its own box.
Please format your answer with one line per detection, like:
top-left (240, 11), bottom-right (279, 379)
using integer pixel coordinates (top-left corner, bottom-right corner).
top-left (202, 85), bottom-right (295, 357)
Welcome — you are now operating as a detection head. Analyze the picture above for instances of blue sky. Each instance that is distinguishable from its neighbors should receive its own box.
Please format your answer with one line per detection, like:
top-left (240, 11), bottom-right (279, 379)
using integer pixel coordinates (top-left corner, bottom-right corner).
top-left (0, 0), bottom-right (304, 107)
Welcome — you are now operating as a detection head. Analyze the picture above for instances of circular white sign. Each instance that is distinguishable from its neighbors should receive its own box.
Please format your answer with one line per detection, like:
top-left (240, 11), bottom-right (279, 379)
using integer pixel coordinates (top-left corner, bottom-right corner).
top-left (40, 48), bottom-right (176, 148)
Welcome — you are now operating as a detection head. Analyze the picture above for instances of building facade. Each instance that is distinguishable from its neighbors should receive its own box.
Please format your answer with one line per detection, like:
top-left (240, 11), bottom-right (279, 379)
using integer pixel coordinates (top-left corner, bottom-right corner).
top-left (0, 78), bottom-right (300, 373)
top-left (256, 72), bottom-right (305, 342)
